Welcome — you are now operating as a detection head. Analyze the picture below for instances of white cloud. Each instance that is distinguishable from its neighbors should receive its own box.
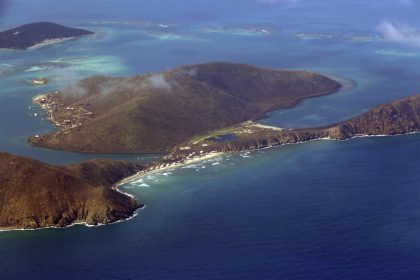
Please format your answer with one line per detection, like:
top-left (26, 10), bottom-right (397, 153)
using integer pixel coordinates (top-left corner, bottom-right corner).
top-left (99, 78), bottom-right (139, 96)
top-left (378, 20), bottom-right (420, 47)
top-left (145, 74), bottom-right (176, 92)
top-left (50, 67), bottom-right (90, 97)
top-left (175, 68), bottom-right (197, 78)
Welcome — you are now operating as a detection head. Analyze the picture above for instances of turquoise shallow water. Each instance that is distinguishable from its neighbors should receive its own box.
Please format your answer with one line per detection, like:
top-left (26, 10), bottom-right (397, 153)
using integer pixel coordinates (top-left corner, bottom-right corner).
top-left (0, 0), bottom-right (420, 279)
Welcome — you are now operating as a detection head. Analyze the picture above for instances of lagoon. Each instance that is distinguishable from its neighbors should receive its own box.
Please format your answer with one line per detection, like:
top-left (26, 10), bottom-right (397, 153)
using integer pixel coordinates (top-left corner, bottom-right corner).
top-left (1, 0), bottom-right (420, 279)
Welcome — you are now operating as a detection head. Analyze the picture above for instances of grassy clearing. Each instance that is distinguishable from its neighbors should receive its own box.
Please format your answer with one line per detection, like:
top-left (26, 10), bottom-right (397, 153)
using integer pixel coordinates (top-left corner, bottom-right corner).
top-left (191, 126), bottom-right (243, 144)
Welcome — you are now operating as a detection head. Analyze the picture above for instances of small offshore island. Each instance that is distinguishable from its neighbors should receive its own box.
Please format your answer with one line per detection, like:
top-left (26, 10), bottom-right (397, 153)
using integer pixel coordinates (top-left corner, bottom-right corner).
top-left (1, 62), bottom-right (420, 230)
top-left (0, 22), bottom-right (93, 50)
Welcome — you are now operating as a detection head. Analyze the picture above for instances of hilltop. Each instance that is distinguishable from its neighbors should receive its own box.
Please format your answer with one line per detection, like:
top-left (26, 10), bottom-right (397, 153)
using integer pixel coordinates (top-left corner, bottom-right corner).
top-left (0, 22), bottom-right (93, 50)
top-left (30, 62), bottom-right (341, 153)
top-left (327, 94), bottom-right (420, 139)
top-left (0, 153), bottom-right (143, 230)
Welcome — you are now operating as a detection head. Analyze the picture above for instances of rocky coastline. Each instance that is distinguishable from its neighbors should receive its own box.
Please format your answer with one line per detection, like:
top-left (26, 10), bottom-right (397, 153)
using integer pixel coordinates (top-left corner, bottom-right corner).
top-left (140, 94), bottom-right (420, 175)
top-left (3, 63), bottom-right (420, 231)
top-left (0, 154), bottom-right (144, 231)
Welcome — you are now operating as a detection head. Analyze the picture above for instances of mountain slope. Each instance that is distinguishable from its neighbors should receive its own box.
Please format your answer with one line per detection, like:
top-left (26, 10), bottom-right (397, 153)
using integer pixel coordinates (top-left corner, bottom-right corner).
top-left (158, 94), bottom-right (420, 165)
top-left (30, 62), bottom-right (341, 153)
top-left (327, 94), bottom-right (420, 138)
top-left (0, 153), bottom-right (143, 230)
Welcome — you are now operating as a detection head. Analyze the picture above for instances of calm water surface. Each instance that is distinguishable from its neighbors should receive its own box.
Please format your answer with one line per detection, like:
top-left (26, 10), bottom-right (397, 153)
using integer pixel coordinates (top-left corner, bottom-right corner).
top-left (0, 0), bottom-right (419, 279)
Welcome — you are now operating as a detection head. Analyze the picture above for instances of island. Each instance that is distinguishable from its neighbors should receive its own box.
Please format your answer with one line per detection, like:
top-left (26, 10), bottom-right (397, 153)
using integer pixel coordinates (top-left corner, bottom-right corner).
top-left (0, 153), bottom-right (143, 230)
top-left (29, 62), bottom-right (342, 153)
top-left (2, 93), bottom-right (419, 230)
top-left (1, 62), bottom-right (418, 231)
top-left (0, 22), bottom-right (94, 50)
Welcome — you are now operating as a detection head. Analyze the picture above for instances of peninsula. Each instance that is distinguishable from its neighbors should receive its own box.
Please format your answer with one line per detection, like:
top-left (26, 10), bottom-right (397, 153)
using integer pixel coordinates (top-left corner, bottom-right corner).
top-left (154, 94), bottom-right (420, 170)
top-left (0, 153), bottom-right (143, 230)
top-left (0, 22), bottom-right (94, 50)
top-left (3, 62), bottom-right (420, 230)
top-left (3, 93), bottom-right (419, 230)
top-left (29, 62), bottom-right (341, 153)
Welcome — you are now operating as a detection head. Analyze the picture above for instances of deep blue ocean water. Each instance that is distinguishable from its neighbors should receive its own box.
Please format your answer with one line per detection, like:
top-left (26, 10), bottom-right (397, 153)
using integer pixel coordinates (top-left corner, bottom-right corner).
top-left (0, 0), bottom-right (419, 279)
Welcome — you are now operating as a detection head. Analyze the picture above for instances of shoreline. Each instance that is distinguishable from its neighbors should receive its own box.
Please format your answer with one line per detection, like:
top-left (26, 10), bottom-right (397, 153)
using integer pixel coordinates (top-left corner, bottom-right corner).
top-left (18, 71), bottom-right (419, 232)
top-left (0, 37), bottom-right (83, 51)
top-left (117, 130), bottom-right (420, 186)
top-left (0, 204), bottom-right (145, 233)
top-left (0, 164), bottom-right (145, 233)
top-left (118, 151), bottom-right (225, 186)
top-left (28, 65), bottom-right (344, 154)
top-left (321, 72), bottom-right (358, 93)
top-left (33, 94), bottom-right (62, 127)
top-left (27, 37), bottom-right (78, 50)
top-left (2, 131), bottom-right (418, 233)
